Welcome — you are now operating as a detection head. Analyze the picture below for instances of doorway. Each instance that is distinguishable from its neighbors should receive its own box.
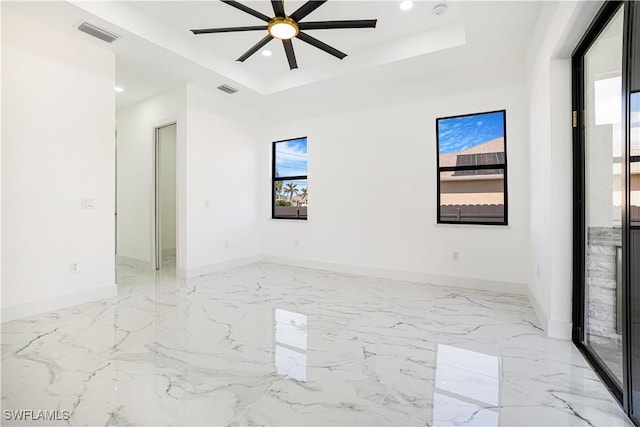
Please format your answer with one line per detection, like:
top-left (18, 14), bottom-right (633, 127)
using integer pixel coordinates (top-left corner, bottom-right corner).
top-left (155, 123), bottom-right (177, 271)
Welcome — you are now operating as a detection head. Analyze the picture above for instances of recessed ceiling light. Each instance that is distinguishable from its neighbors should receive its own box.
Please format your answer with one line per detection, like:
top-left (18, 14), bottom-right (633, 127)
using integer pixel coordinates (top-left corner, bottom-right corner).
top-left (262, 50), bottom-right (272, 57)
top-left (114, 86), bottom-right (124, 93)
top-left (399, 1), bottom-right (413, 11)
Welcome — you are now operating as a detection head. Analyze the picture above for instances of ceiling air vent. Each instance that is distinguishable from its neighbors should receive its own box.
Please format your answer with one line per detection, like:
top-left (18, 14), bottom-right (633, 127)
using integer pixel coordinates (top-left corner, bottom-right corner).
top-left (217, 84), bottom-right (239, 95)
top-left (77, 22), bottom-right (120, 44)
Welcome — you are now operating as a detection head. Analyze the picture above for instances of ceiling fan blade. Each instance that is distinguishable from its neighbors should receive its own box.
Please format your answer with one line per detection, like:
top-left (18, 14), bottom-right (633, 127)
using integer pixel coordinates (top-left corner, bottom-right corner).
top-left (296, 32), bottom-right (346, 60)
top-left (289, 1), bottom-right (327, 22)
top-left (282, 39), bottom-right (298, 70)
top-left (271, 0), bottom-right (285, 17)
top-left (298, 20), bottom-right (377, 30)
top-left (237, 34), bottom-right (274, 62)
top-left (191, 25), bottom-right (268, 34)
top-left (221, 0), bottom-right (272, 22)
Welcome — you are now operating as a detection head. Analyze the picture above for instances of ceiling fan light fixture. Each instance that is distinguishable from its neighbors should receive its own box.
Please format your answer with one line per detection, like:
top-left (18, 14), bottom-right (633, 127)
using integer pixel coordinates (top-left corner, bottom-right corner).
top-left (268, 17), bottom-right (299, 40)
top-left (191, 1), bottom-right (377, 70)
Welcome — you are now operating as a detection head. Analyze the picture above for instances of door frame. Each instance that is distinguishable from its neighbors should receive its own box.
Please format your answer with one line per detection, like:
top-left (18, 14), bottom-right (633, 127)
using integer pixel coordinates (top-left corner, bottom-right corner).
top-left (571, 0), bottom-right (629, 411)
top-left (153, 121), bottom-right (178, 271)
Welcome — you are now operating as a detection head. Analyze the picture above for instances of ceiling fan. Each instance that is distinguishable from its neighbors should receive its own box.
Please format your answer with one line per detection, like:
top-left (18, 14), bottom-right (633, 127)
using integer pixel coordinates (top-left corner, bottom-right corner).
top-left (191, 0), bottom-right (377, 70)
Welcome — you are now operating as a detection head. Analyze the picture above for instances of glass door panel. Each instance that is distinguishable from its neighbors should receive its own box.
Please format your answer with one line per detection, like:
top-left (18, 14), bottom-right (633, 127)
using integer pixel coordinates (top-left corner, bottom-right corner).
top-left (631, 94), bottom-right (640, 228)
top-left (630, 92), bottom-right (640, 419)
top-left (583, 5), bottom-right (625, 386)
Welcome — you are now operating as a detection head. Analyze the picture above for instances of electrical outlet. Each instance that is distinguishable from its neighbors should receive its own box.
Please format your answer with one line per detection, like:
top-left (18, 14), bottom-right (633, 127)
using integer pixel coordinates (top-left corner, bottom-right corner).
top-left (452, 251), bottom-right (460, 261)
top-left (70, 262), bottom-right (80, 273)
top-left (294, 239), bottom-right (299, 247)
top-left (225, 240), bottom-right (229, 249)
top-left (204, 200), bottom-right (210, 208)
top-left (537, 265), bottom-right (541, 278)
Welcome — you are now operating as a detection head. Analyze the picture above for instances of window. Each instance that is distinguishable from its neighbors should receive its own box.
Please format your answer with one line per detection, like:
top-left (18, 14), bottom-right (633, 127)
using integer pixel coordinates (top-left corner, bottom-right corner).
top-left (273, 137), bottom-right (307, 220)
top-left (436, 110), bottom-right (507, 225)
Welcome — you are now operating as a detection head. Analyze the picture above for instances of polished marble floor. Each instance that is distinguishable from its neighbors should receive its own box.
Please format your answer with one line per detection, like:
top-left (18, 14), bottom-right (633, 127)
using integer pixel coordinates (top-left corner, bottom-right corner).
top-left (1, 261), bottom-right (632, 426)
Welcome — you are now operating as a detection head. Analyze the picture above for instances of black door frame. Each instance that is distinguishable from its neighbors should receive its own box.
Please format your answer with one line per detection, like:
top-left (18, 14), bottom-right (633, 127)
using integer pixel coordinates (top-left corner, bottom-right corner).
top-left (571, 0), bottom-right (631, 416)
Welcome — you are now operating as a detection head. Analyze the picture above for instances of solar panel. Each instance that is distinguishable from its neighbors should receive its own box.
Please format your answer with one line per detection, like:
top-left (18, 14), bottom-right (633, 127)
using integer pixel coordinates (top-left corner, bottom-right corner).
top-left (453, 152), bottom-right (505, 176)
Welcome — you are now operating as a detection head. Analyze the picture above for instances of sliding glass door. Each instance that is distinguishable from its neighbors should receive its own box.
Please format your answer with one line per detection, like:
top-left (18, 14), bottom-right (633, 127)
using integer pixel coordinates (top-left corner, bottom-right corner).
top-left (630, 90), bottom-right (640, 420)
top-left (579, 2), bottom-right (625, 389)
top-left (627, 3), bottom-right (640, 421)
top-left (574, 1), bottom-right (640, 422)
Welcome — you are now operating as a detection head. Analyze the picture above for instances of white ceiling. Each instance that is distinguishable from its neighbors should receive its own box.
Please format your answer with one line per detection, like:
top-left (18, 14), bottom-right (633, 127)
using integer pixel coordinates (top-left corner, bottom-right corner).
top-left (127, 1), bottom-right (463, 77)
top-left (2, 1), bottom-right (543, 110)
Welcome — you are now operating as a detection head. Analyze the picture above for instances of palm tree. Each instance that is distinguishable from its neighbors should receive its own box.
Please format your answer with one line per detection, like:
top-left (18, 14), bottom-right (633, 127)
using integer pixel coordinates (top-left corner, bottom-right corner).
top-left (275, 181), bottom-right (283, 200)
top-left (300, 188), bottom-right (308, 205)
top-left (284, 182), bottom-right (298, 203)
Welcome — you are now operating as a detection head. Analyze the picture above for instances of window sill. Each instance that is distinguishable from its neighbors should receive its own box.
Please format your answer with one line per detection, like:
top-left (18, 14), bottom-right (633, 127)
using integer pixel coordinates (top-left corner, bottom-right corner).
top-left (434, 222), bottom-right (510, 229)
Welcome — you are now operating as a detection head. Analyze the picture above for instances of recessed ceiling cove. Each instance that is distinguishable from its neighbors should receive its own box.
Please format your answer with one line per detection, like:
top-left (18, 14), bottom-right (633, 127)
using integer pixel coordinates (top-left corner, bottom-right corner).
top-left (190, 0), bottom-right (377, 70)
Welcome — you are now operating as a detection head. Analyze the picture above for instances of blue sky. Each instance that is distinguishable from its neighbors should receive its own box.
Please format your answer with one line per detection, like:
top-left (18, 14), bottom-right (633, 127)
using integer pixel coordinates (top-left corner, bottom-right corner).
top-left (276, 138), bottom-right (307, 177)
top-left (438, 111), bottom-right (504, 154)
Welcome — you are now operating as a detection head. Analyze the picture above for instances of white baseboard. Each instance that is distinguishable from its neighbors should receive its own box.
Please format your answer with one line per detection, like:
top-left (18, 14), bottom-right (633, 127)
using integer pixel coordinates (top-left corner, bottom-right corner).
top-left (1, 284), bottom-right (118, 323)
top-left (526, 285), bottom-right (572, 340)
top-left (181, 255), bottom-right (261, 278)
top-left (261, 255), bottom-right (527, 295)
top-left (547, 319), bottom-right (572, 340)
top-left (116, 254), bottom-right (152, 270)
top-left (526, 285), bottom-right (549, 332)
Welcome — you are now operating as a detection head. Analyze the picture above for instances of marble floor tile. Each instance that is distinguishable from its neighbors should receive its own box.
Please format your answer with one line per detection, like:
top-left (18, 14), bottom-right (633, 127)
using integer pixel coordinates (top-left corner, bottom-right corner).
top-left (1, 262), bottom-right (632, 426)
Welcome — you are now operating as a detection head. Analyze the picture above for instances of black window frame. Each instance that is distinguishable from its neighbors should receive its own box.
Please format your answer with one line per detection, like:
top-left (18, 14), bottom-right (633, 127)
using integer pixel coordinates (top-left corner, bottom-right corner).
top-left (436, 109), bottom-right (508, 226)
top-left (272, 136), bottom-right (308, 220)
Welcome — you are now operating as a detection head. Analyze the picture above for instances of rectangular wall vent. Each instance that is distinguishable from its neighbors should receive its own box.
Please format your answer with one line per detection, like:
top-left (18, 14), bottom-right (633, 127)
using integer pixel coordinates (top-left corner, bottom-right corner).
top-left (78, 22), bottom-right (120, 44)
top-left (217, 84), bottom-right (239, 94)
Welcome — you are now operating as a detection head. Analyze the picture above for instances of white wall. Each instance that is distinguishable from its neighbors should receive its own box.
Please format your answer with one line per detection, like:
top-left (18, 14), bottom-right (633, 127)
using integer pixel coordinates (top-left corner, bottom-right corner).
top-left (184, 84), bottom-right (261, 276)
top-left (526, 1), bottom-right (602, 338)
top-left (116, 84), bottom-right (262, 277)
top-left (260, 63), bottom-right (531, 293)
top-left (158, 124), bottom-right (177, 255)
top-left (1, 9), bottom-right (116, 321)
top-left (116, 86), bottom-right (186, 268)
